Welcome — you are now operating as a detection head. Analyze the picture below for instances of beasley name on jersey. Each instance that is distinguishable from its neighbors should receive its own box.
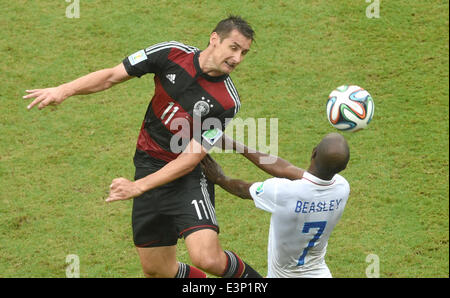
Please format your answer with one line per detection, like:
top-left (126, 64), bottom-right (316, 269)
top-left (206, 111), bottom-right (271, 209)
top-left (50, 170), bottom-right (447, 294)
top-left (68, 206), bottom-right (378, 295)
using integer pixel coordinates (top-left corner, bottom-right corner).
top-left (294, 198), bottom-right (344, 214)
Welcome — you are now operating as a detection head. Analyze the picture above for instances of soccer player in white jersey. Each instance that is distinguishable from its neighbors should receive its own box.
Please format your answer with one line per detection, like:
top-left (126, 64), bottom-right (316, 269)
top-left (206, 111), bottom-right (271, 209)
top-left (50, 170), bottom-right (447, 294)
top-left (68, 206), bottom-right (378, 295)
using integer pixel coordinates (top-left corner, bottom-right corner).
top-left (202, 133), bottom-right (350, 277)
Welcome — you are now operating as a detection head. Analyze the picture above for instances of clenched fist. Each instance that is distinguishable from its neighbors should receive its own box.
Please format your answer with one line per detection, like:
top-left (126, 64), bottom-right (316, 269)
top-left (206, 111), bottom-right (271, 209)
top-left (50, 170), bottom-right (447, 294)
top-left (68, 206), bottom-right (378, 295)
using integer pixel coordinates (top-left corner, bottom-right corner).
top-left (106, 178), bottom-right (144, 203)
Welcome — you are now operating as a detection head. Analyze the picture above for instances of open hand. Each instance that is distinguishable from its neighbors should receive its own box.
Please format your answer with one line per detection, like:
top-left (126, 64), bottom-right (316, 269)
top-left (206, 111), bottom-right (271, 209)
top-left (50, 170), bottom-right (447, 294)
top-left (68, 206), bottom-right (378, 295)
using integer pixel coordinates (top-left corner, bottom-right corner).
top-left (23, 86), bottom-right (69, 110)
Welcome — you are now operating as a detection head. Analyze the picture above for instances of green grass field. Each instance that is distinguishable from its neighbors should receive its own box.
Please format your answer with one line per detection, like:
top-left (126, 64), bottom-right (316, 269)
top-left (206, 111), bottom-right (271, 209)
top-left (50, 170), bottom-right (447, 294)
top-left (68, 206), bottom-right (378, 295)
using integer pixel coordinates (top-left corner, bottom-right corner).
top-left (0, 0), bottom-right (448, 278)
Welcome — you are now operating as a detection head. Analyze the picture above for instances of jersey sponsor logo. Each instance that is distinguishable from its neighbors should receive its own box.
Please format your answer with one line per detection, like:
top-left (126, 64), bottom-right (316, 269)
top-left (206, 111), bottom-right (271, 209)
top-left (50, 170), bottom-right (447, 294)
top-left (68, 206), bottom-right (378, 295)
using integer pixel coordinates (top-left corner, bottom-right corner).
top-left (128, 49), bottom-right (147, 66)
top-left (255, 182), bottom-right (264, 196)
top-left (202, 128), bottom-right (223, 146)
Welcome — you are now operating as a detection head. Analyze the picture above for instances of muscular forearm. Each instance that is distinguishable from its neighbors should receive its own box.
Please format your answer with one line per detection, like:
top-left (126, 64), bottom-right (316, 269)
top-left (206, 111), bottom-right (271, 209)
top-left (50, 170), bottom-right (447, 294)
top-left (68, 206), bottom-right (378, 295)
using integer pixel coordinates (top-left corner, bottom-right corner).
top-left (215, 176), bottom-right (252, 200)
top-left (199, 154), bottom-right (252, 200)
top-left (233, 140), bottom-right (304, 180)
top-left (134, 139), bottom-right (207, 194)
top-left (25, 63), bottom-right (131, 110)
top-left (106, 142), bottom-right (206, 203)
top-left (61, 67), bottom-right (126, 97)
top-left (134, 155), bottom-right (198, 193)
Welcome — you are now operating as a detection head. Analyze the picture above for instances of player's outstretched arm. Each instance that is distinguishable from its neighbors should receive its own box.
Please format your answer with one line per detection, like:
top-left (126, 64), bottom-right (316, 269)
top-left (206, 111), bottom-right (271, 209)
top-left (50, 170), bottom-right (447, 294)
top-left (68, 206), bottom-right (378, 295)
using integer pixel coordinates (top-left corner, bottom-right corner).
top-left (23, 63), bottom-right (132, 110)
top-left (219, 134), bottom-right (305, 180)
top-left (106, 138), bottom-right (208, 202)
top-left (201, 155), bottom-right (252, 200)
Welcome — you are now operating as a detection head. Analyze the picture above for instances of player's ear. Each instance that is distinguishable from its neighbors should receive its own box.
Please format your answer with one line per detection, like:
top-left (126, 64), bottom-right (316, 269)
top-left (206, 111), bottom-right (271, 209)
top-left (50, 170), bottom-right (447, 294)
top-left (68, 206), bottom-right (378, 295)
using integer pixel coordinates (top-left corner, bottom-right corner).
top-left (311, 146), bottom-right (317, 160)
top-left (210, 32), bottom-right (220, 47)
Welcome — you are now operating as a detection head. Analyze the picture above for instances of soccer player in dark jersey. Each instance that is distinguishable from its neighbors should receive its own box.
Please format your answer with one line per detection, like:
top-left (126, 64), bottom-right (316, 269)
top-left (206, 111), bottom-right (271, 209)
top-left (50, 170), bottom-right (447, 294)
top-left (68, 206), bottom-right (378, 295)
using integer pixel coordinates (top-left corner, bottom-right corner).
top-left (23, 16), bottom-right (262, 278)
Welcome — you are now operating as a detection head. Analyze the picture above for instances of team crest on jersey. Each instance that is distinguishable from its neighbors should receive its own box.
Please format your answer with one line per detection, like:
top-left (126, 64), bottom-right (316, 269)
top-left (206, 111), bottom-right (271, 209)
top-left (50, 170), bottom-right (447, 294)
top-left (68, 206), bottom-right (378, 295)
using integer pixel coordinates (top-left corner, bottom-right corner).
top-left (193, 97), bottom-right (212, 117)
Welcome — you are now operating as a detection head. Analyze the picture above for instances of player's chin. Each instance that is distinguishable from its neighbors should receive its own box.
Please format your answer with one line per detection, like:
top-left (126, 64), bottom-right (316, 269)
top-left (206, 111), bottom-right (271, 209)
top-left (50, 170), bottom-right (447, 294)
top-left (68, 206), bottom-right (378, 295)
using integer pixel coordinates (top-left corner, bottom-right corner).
top-left (222, 62), bottom-right (236, 74)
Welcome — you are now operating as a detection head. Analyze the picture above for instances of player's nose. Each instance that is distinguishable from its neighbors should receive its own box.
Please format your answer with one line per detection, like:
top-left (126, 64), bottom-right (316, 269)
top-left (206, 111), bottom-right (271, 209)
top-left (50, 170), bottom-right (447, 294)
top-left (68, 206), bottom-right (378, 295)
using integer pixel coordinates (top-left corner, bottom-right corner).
top-left (230, 52), bottom-right (243, 65)
top-left (234, 53), bottom-right (243, 64)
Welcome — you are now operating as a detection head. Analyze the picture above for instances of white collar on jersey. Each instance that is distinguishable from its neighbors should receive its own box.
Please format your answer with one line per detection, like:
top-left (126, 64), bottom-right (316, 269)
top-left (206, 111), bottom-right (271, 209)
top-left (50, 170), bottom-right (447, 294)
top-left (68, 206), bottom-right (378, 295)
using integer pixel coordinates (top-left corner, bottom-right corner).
top-left (302, 172), bottom-right (336, 186)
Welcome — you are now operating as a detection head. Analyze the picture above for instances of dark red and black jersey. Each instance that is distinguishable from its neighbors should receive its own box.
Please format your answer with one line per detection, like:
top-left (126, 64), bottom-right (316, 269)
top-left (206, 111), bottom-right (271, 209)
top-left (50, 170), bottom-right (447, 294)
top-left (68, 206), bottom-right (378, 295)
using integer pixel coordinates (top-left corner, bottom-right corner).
top-left (123, 41), bottom-right (241, 167)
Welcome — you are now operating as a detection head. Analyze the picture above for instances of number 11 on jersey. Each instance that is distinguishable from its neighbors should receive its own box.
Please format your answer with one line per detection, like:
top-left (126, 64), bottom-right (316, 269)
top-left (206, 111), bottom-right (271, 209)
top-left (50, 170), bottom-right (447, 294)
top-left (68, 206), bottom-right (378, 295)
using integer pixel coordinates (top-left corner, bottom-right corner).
top-left (297, 221), bottom-right (327, 266)
top-left (161, 102), bottom-right (179, 125)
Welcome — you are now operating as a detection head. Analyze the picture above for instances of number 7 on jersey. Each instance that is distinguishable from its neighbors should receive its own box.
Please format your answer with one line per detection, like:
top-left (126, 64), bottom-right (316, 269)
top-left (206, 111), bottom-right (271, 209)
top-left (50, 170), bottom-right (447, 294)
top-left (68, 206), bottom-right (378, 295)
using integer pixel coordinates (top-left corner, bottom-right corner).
top-left (297, 221), bottom-right (327, 266)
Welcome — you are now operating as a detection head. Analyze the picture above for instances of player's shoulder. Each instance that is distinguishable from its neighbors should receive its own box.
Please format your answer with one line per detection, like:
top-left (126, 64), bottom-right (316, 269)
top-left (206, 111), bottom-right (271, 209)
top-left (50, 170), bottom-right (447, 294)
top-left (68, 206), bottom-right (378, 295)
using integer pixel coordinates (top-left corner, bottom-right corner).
top-left (333, 174), bottom-right (350, 192)
top-left (267, 177), bottom-right (293, 185)
top-left (251, 177), bottom-right (290, 195)
top-left (333, 173), bottom-right (349, 184)
top-left (145, 41), bottom-right (199, 56)
top-left (263, 177), bottom-right (300, 194)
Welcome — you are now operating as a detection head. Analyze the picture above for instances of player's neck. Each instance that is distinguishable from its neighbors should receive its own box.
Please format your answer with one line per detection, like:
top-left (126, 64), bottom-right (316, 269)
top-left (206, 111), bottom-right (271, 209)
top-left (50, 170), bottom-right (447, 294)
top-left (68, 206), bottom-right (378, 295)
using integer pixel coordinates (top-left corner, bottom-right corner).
top-left (198, 47), bottom-right (225, 77)
top-left (307, 165), bottom-right (334, 181)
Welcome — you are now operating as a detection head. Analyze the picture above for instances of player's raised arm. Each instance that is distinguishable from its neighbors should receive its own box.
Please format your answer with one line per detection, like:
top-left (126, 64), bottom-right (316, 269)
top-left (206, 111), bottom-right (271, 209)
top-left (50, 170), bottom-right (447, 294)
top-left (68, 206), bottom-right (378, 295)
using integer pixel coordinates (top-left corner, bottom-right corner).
top-left (23, 63), bottom-right (132, 110)
top-left (218, 134), bottom-right (304, 180)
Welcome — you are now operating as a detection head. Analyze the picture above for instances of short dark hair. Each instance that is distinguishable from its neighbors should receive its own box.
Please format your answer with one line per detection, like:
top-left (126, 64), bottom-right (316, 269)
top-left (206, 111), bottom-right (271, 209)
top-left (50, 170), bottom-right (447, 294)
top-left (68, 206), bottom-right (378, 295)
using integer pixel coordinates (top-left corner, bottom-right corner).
top-left (212, 15), bottom-right (255, 42)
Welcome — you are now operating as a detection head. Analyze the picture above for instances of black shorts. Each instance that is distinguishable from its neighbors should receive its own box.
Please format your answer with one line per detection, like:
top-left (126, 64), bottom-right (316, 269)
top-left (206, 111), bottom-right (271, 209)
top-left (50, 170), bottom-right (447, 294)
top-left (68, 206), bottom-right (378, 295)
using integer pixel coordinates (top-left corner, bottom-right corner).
top-left (132, 161), bottom-right (219, 248)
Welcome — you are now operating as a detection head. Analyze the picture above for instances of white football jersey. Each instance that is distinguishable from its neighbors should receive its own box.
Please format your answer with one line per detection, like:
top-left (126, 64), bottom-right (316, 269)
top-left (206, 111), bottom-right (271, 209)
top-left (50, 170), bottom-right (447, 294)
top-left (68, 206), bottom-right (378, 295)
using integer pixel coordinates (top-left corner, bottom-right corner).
top-left (249, 172), bottom-right (350, 278)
